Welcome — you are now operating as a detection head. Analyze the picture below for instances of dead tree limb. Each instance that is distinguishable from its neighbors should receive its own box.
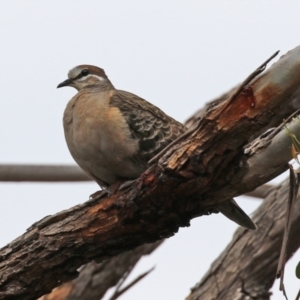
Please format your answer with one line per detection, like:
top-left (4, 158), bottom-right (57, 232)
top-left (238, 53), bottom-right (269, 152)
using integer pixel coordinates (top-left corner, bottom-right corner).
top-left (38, 241), bottom-right (163, 300)
top-left (39, 179), bottom-right (292, 300)
top-left (2, 46), bottom-right (300, 300)
top-left (186, 178), bottom-right (300, 300)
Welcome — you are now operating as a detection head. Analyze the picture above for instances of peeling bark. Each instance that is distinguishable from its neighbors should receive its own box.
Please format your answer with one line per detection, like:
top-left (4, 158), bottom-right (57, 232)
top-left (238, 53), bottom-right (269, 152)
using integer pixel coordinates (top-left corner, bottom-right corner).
top-left (2, 46), bottom-right (300, 299)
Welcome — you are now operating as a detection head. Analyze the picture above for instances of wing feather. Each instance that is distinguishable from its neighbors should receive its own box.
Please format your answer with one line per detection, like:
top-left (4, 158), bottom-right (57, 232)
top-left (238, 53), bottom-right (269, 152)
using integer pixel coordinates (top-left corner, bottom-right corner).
top-left (110, 90), bottom-right (186, 163)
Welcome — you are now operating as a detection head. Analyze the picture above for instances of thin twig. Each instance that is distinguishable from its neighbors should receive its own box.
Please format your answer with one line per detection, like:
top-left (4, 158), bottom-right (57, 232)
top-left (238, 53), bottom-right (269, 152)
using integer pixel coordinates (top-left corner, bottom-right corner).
top-left (109, 266), bottom-right (155, 300)
top-left (222, 50), bottom-right (279, 111)
top-left (110, 265), bottom-right (134, 298)
top-left (276, 164), bottom-right (299, 300)
top-left (267, 108), bottom-right (300, 140)
top-left (149, 51), bottom-right (279, 165)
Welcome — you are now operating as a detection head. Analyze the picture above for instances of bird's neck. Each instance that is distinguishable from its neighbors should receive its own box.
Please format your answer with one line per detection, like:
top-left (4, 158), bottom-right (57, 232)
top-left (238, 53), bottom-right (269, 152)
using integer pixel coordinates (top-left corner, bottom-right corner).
top-left (82, 80), bottom-right (115, 92)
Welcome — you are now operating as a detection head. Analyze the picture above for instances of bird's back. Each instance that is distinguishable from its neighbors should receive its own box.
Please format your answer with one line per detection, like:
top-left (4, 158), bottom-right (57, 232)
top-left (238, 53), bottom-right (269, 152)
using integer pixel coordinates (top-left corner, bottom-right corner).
top-left (110, 90), bottom-right (187, 163)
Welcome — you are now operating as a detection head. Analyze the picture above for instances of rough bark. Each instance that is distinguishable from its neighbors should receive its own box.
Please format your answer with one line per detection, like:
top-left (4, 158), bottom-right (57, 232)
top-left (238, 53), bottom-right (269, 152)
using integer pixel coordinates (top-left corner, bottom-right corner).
top-left (186, 179), bottom-right (300, 300)
top-left (2, 47), bottom-right (300, 300)
top-left (39, 241), bottom-right (163, 300)
top-left (40, 181), bottom-right (296, 300)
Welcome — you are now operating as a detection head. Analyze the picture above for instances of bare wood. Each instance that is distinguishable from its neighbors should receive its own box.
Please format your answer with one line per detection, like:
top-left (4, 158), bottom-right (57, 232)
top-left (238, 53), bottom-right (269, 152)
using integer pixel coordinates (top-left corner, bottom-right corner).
top-left (244, 184), bottom-right (273, 199)
top-left (186, 178), bottom-right (300, 300)
top-left (149, 51), bottom-right (279, 164)
top-left (221, 50), bottom-right (279, 110)
top-left (2, 46), bottom-right (300, 300)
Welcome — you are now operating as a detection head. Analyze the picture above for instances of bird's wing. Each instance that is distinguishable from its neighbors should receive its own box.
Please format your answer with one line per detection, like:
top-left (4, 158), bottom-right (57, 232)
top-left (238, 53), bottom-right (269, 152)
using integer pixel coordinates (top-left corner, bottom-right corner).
top-left (110, 90), bottom-right (186, 162)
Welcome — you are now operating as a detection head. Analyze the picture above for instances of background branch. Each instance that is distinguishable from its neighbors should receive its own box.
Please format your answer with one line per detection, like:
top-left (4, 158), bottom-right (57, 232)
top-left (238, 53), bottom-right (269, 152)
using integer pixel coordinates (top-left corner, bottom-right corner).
top-left (0, 164), bottom-right (90, 182)
top-left (39, 241), bottom-right (163, 300)
top-left (186, 178), bottom-right (300, 300)
top-left (0, 164), bottom-right (273, 200)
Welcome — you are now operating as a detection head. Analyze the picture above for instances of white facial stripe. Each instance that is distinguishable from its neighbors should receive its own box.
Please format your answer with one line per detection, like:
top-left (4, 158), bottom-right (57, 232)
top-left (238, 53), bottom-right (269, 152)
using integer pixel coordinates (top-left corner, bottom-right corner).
top-left (77, 74), bottom-right (105, 82)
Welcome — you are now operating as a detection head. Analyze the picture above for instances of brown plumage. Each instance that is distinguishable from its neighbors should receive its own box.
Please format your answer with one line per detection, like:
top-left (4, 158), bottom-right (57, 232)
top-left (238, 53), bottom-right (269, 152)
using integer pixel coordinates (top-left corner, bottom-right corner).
top-left (110, 91), bottom-right (186, 164)
top-left (58, 65), bottom-right (257, 230)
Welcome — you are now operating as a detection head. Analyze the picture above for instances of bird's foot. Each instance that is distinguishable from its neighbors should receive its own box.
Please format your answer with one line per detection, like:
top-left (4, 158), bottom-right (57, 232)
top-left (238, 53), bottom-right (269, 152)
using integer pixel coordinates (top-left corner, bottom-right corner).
top-left (107, 179), bottom-right (135, 194)
top-left (89, 183), bottom-right (121, 199)
top-left (89, 179), bottom-right (136, 199)
top-left (89, 189), bottom-right (107, 200)
top-left (118, 179), bottom-right (136, 190)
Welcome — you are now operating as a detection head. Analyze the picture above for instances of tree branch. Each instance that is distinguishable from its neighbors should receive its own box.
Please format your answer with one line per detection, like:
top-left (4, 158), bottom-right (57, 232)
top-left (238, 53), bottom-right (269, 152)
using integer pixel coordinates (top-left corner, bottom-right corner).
top-left (38, 241), bottom-right (162, 300)
top-left (2, 46), bottom-right (300, 300)
top-left (108, 266), bottom-right (155, 300)
top-left (245, 184), bottom-right (273, 199)
top-left (0, 164), bottom-right (90, 182)
top-left (186, 178), bottom-right (300, 300)
top-left (0, 163), bottom-right (272, 200)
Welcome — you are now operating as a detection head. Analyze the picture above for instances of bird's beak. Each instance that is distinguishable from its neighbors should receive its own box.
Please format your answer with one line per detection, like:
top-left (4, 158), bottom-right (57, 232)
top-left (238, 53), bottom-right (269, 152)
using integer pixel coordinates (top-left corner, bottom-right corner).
top-left (57, 78), bottom-right (73, 88)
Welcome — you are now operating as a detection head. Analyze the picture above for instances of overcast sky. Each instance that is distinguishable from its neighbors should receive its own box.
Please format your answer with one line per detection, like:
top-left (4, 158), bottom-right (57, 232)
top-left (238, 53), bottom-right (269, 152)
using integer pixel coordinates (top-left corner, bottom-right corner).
top-left (1, 1), bottom-right (300, 299)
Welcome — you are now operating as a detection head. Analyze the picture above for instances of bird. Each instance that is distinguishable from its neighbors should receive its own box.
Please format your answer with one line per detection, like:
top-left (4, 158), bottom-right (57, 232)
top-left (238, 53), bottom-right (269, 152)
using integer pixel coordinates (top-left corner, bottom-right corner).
top-left (57, 65), bottom-right (257, 230)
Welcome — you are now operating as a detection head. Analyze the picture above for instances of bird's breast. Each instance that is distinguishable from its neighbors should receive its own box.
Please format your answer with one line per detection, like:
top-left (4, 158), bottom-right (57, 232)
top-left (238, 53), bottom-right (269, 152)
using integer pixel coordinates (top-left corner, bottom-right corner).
top-left (63, 91), bottom-right (140, 184)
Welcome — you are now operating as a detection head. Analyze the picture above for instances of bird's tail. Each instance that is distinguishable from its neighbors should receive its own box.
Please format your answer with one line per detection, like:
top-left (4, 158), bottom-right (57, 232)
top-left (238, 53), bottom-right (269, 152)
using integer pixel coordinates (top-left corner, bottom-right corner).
top-left (218, 198), bottom-right (257, 230)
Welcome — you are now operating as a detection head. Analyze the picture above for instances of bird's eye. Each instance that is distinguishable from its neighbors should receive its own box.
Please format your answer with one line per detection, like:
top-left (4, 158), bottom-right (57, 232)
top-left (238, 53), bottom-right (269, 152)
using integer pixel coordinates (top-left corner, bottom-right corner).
top-left (81, 69), bottom-right (89, 76)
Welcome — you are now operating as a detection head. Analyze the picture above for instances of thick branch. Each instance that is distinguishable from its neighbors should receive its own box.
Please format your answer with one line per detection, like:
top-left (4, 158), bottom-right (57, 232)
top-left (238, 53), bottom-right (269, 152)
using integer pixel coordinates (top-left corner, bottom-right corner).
top-left (2, 46), bottom-right (300, 300)
top-left (241, 115), bottom-right (300, 187)
top-left (245, 184), bottom-right (273, 199)
top-left (186, 179), bottom-right (300, 300)
top-left (39, 241), bottom-right (163, 300)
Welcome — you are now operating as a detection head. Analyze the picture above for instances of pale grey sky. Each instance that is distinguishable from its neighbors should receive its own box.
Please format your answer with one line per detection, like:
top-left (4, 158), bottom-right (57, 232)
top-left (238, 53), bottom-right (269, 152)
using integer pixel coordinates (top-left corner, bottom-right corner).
top-left (1, 1), bottom-right (300, 299)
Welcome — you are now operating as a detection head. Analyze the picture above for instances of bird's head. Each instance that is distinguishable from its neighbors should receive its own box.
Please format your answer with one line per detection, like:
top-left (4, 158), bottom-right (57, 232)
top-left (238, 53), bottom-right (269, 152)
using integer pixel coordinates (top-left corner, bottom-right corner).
top-left (57, 65), bottom-right (114, 91)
